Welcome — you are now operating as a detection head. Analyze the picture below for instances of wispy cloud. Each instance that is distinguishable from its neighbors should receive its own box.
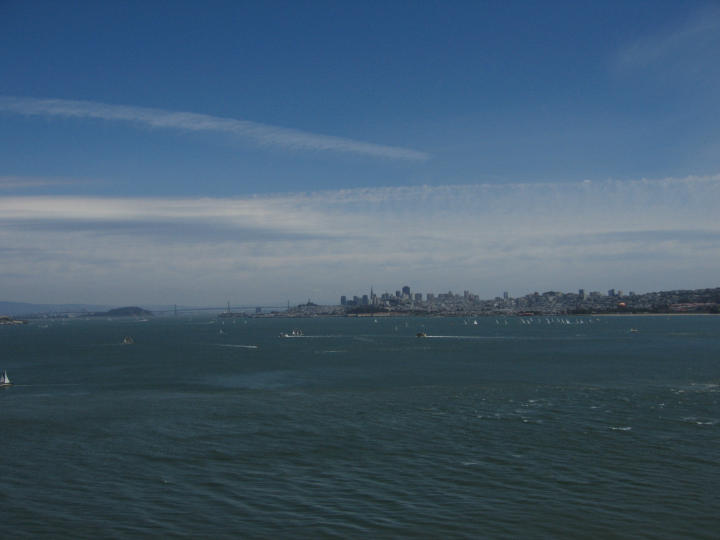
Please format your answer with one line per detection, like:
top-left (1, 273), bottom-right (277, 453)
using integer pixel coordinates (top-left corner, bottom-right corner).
top-left (1, 174), bottom-right (718, 304)
top-left (616, 6), bottom-right (720, 72)
top-left (0, 96), bottom-right (429, 161)
top-left (0, 175), bottom-right (95, 190)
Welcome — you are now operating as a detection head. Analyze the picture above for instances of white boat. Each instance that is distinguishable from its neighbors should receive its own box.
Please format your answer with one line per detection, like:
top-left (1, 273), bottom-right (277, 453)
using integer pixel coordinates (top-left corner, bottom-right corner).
top-left (122, 336), bottom-right (135, 345)
top-left (0, 370), bottom-right (11, 387)
top-left (280, 330), bottom-right (303, 338)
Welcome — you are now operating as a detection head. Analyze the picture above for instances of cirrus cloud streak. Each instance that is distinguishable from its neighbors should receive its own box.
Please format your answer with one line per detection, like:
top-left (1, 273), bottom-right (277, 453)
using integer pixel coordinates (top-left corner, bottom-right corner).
top-left (0, 96), bottom-right (429, 161)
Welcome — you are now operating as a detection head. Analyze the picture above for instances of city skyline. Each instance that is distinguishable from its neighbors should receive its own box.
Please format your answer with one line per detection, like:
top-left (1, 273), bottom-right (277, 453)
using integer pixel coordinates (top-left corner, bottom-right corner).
top-left (338, 283), bottom-right (659, 309)
top-left (4, 282), bottom-right (717, 318)
top-left (1, 2), bottom-right (719, 305)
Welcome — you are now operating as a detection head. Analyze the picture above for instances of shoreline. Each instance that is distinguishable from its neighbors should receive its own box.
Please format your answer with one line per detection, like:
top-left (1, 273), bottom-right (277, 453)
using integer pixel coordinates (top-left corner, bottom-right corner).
top-left (591, 312), bottom-right (720, 317)
top-left (252, 311), bottom-right (720, 319)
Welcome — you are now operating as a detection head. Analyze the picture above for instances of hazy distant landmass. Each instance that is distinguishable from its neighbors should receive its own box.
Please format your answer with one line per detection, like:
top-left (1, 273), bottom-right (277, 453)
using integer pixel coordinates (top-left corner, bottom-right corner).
top-left (0, 301), bottom-right (113, 317)
top-left (90, 306), bottom-right (153, 317)
top-left (3, 286), bottom-right (720, 320)
top-left (0, 302), bottom-right (210, 318)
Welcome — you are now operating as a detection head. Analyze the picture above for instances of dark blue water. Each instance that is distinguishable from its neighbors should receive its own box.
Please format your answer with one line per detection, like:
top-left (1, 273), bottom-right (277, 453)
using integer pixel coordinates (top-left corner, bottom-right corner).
top-left (2, 315), bottom-right (719, 538)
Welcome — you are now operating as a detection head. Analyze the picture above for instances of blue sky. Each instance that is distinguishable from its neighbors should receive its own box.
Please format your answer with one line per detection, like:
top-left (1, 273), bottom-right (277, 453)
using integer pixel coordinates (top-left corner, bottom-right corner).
top-left (1, 1), bottom-right (719, 305)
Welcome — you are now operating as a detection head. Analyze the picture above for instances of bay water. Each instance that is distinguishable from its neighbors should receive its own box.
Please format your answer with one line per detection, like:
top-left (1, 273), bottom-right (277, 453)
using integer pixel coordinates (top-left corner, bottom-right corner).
top-left (2, 315), bottom-right (719, 538)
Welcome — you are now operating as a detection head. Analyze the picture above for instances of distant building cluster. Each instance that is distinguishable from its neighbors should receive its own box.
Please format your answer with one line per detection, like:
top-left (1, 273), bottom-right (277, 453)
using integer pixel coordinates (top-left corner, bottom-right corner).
top-left (221, 285), bottom-right (720, 318)
top-left (339, 285), bottom-right (463, 307)
top-left (321, 285), bottom-right (720, 317)
top-left (0, 315), bottom-right (28, 325)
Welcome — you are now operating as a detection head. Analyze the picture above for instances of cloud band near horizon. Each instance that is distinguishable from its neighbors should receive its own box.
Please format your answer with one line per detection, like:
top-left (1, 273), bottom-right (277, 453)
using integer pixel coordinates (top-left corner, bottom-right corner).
top-left (0, 175), bottom-right (718, 304)
top-left (0, 96), bottom-right (430, 161)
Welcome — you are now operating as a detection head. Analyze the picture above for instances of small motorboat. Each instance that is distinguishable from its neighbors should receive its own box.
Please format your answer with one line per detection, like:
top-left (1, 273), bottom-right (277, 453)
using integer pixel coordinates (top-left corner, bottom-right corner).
top-left (280, 330), bottom-right (303, 338)
top-left (416, 332), bottom-right (427, 338)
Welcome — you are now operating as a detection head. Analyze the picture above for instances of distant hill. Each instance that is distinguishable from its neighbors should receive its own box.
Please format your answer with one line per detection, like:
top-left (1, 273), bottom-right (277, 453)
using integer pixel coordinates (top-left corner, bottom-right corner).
top-left (91, 306), bottom-right (153, 317)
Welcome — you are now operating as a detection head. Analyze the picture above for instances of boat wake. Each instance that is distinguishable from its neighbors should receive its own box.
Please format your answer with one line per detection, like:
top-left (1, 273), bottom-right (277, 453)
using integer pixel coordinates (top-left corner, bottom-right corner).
top-left (423, 335), bottom-right (521, 340)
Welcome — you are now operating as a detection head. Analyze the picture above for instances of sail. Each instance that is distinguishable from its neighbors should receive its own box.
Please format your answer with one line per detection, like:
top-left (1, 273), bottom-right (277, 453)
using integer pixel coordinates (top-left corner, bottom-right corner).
top-left (1, 371), bottom-right (8, 384)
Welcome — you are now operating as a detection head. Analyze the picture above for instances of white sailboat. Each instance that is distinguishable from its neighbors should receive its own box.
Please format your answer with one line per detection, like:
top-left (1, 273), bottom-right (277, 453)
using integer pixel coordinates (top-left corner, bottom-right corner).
top-left (0, 370), bottom-right (11, 387)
